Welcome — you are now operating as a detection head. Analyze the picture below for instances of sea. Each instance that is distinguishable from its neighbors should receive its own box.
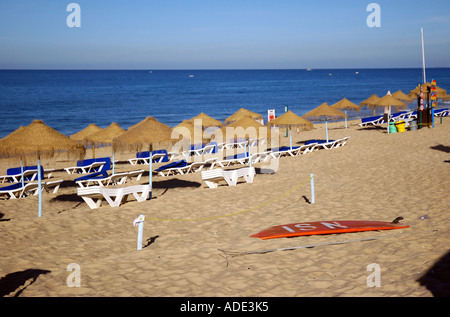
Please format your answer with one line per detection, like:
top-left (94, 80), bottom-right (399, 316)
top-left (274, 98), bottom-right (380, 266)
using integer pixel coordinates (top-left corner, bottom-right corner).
top-left (0, 68), bottom-right (449, 139)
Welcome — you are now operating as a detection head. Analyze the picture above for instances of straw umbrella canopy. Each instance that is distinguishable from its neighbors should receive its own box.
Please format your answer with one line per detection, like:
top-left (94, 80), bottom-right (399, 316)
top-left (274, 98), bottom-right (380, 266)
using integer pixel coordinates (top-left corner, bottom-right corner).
top-left (220, 115), bottom-right (272, 142)
top-left (360, 94), bottom-right (380, 115)
top-left (0, 120), bottom-right (85, 217)
top-left (303, 103), bottom-right (347, 142)
top-left (70, 123), bottom-right (103, 141)
top-left (391, 90), bottom-right (413, 103)
top-left (113, 116), bottom-right (174, 195)
top-left (186, 112), bottom-right (223, 129)
top-left (225, 108), bottom-right (263, 125)
top-left (367, 93), bottom-right (407, 134)
top-left (408, 83), bottom-right (447, 99)
top-left (267, 111), bottom-right (313, 149)
top-left (84, 122), bottom-right (126, 173)
top-left (330, 98), bottom-right (361, 129)
top-left (172, 120), bottom-right (207, 145)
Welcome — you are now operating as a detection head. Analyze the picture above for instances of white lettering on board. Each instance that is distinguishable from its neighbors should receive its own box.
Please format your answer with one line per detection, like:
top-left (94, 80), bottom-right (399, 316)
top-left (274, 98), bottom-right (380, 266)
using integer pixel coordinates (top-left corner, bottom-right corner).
top-left (320, 222), bottom-right (349, 229)
top-left (282, 226), bottom-right (295, 232)
top-left (294, 223), bottom-right (316, 230)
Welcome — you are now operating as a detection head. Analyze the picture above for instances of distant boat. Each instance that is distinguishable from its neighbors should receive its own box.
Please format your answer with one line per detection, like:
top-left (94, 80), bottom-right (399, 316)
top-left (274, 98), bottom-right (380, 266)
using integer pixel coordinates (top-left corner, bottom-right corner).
top-left (355, 72), bottom-right (359, 74)
top-left (149, 71), bottom-right (152, 73)
top-left (306, 68), bottom-right (312, 71)
top-left (189, 74), bottom-right (194, 78)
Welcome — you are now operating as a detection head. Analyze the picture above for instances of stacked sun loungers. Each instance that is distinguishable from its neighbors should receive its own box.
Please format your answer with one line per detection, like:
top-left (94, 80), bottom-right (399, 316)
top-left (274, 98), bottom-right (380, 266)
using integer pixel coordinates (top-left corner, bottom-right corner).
top-left (77, 184), bottom-right (151, 209)
top-left (201, 166), bottom-right (256, 188)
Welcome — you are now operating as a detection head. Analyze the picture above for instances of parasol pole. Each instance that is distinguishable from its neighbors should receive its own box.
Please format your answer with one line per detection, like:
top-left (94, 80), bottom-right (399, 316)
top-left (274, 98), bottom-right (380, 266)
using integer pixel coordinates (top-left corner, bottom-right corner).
top-left (20, 158), bottom-right (24, 188)
top-left (149, 143), bottom-right (153, 199)
top-left (421, 28), bottom-right (426, 84)
top-left (37, 153), bottom-right (42, 217)
top-left (325, 119), bottom-right (329, 142)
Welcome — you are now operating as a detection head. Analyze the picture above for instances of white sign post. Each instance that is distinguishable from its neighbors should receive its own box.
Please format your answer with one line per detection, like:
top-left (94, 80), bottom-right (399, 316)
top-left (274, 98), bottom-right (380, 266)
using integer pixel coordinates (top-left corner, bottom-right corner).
top-left (133, 214), bottom-right (146, 251)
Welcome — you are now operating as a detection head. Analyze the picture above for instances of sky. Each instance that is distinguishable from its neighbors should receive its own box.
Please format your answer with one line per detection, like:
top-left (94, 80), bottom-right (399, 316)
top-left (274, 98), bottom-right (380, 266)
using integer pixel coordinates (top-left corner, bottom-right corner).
top-left (0, 0), bottom-right (449, 69)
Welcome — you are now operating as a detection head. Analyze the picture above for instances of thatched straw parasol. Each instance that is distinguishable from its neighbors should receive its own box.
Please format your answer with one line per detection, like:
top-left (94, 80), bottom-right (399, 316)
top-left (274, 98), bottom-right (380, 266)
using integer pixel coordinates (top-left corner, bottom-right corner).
top-left (367, 93), bottom-right (407, 134)
top-left (391, 90), bottom-right (413, 103)
top-left (219, 115), bottom-right (272, 142)
top-left (408, 83), bottom-right (447, 99)
top-left (172, 120), bottom-right (208, 145)
top-left (113, 116), bottom-right (174, 195)
top-left (0, 120), bottom-right (85, 217)
top-left (360, 94), bottom-right (380, 106)
top-left (267, 111), bottom-right (313, 149)
top-left (225, 108), bottom-right (263, 125)
top-left (70, 123), bottom-right (103, 141)
top-left (330, 98), bottom-right (360, 129)
top-left (186, 112), bottom-right (223, 128)
top-left (84, 122), bottom-right (126, 173)
top-left (303, 103), bottom-right (347, 142)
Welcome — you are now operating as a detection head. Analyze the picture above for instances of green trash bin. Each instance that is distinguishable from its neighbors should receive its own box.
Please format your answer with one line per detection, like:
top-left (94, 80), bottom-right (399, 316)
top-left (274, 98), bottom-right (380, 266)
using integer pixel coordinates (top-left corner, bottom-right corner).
top-left (389, 122), bottom-right (397, 133)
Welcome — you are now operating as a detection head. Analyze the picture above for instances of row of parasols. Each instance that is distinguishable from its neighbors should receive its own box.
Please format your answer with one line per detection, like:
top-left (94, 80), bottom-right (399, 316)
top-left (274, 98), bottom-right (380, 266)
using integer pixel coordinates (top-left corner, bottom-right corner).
top-left (2, 83), bottom-right (447, 166)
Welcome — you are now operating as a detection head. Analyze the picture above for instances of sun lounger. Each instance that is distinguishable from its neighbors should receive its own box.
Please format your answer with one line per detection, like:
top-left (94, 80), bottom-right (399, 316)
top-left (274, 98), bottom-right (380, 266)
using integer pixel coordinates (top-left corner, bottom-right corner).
top-left (156, 158), bottom-right (217, 177)
top-left (201, 166), bottom-right (255, 188)
top-left (250, 151), bottom-right (273, 164)
top-left (75, 169), bottom-right (145, 187)
top-left (210, 153), bottom-right (249, 169)
top-left (270, 146), bottom-right (300, 157)
top-left (128, 150), bottom-right (169, 165)
top-left (41, 180), bottom-right (64, 194)
top-left (0, 165), bottom-right (47, 183)
top-left (308, 139), bottom-right (337, 150)
top-left (358, 115), bottom-right (384, 127)
top-left (64, 157), bottom-right (110, 174)
top-left (333, 137), bottom-right (350, 148)
top-left (77, 184), bottom-right (151, 209)
top-left (0, 182), bottom-right (40, 200)
top-left (434, 108), bottom-right (449, 116)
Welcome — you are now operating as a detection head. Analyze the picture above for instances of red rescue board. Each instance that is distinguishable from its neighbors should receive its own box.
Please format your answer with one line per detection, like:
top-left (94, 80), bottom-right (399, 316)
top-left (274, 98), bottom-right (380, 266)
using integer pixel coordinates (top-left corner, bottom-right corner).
top-left (250, 220), bottom-right (409, 240)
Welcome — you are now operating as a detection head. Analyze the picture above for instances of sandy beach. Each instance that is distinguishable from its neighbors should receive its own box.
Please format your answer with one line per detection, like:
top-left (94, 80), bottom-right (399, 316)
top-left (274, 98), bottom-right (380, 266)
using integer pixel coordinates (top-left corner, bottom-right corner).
top-left (0, 117), bottom-right (449, 298)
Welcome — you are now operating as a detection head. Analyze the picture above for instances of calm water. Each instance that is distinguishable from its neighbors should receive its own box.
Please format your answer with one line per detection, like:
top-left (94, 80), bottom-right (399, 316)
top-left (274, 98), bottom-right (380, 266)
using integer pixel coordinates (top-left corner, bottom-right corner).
top-left (0, 68), bottom-right (449, 138)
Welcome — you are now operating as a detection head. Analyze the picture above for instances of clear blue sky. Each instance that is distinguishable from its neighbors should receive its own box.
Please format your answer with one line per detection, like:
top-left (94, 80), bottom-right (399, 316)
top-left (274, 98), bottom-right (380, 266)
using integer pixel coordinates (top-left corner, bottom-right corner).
top-left (1, 0), bottom-right (449, 69)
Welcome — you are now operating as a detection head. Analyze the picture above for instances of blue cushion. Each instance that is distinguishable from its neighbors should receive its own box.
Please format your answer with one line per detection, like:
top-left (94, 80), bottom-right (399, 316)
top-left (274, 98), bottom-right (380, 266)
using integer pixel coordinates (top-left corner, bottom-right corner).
top-left (74, 171), bottom-right (109, 182)
top-left (76, 157), bottom-right (111, 172)
top-left (0, 183), bottom-right (23, 191)
top-left (361, 115), bottom-right (383, 124)
top-left (136, 150), bottom-right (169, 162)
top-left (6, 165), bottom-right (45, 182)
top-left (305, 139), bottom-right (334, 145)
top-left (155, 160), bottom-right (187, 172)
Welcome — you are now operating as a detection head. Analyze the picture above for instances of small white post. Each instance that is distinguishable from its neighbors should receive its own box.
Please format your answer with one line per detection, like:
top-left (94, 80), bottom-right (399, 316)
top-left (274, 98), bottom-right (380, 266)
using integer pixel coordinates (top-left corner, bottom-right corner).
top-left (310, 173), bottom-right (315, 204)
top-left (133, 214), bottom-right (145, 251)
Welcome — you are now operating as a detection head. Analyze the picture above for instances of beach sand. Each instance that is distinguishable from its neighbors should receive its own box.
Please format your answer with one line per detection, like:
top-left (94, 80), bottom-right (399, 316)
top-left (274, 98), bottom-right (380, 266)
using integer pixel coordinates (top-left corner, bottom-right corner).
top-left (0, 118), bottom-right (449, 298)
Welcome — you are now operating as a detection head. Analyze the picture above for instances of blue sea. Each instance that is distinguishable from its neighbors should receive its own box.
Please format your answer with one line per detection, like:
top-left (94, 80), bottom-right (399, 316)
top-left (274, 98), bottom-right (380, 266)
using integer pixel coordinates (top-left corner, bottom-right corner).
top-left (1, 68), bottom-right (449, 138)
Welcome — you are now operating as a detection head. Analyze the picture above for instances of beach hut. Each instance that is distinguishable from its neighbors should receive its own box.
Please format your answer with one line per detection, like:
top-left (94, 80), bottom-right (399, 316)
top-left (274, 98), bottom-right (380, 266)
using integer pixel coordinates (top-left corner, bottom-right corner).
top-left (303, 103), bottom-right (346, 142)
top-left (330, 98), bottom-right (360, 129)
top-left (267, 111), bottom-right (313, 149)
top-left (367, 93), bottom-right (406, 134)
top-left (70, 123), bottom-right (103, 141)
top-left (84, 122), bottom-right (126, 173)
top-left (113, 116), bottom-right (174, 198)
top-left (0, 120), bottom-right (85, 217)
top-left (225, 108), bottom-right (263, 125)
